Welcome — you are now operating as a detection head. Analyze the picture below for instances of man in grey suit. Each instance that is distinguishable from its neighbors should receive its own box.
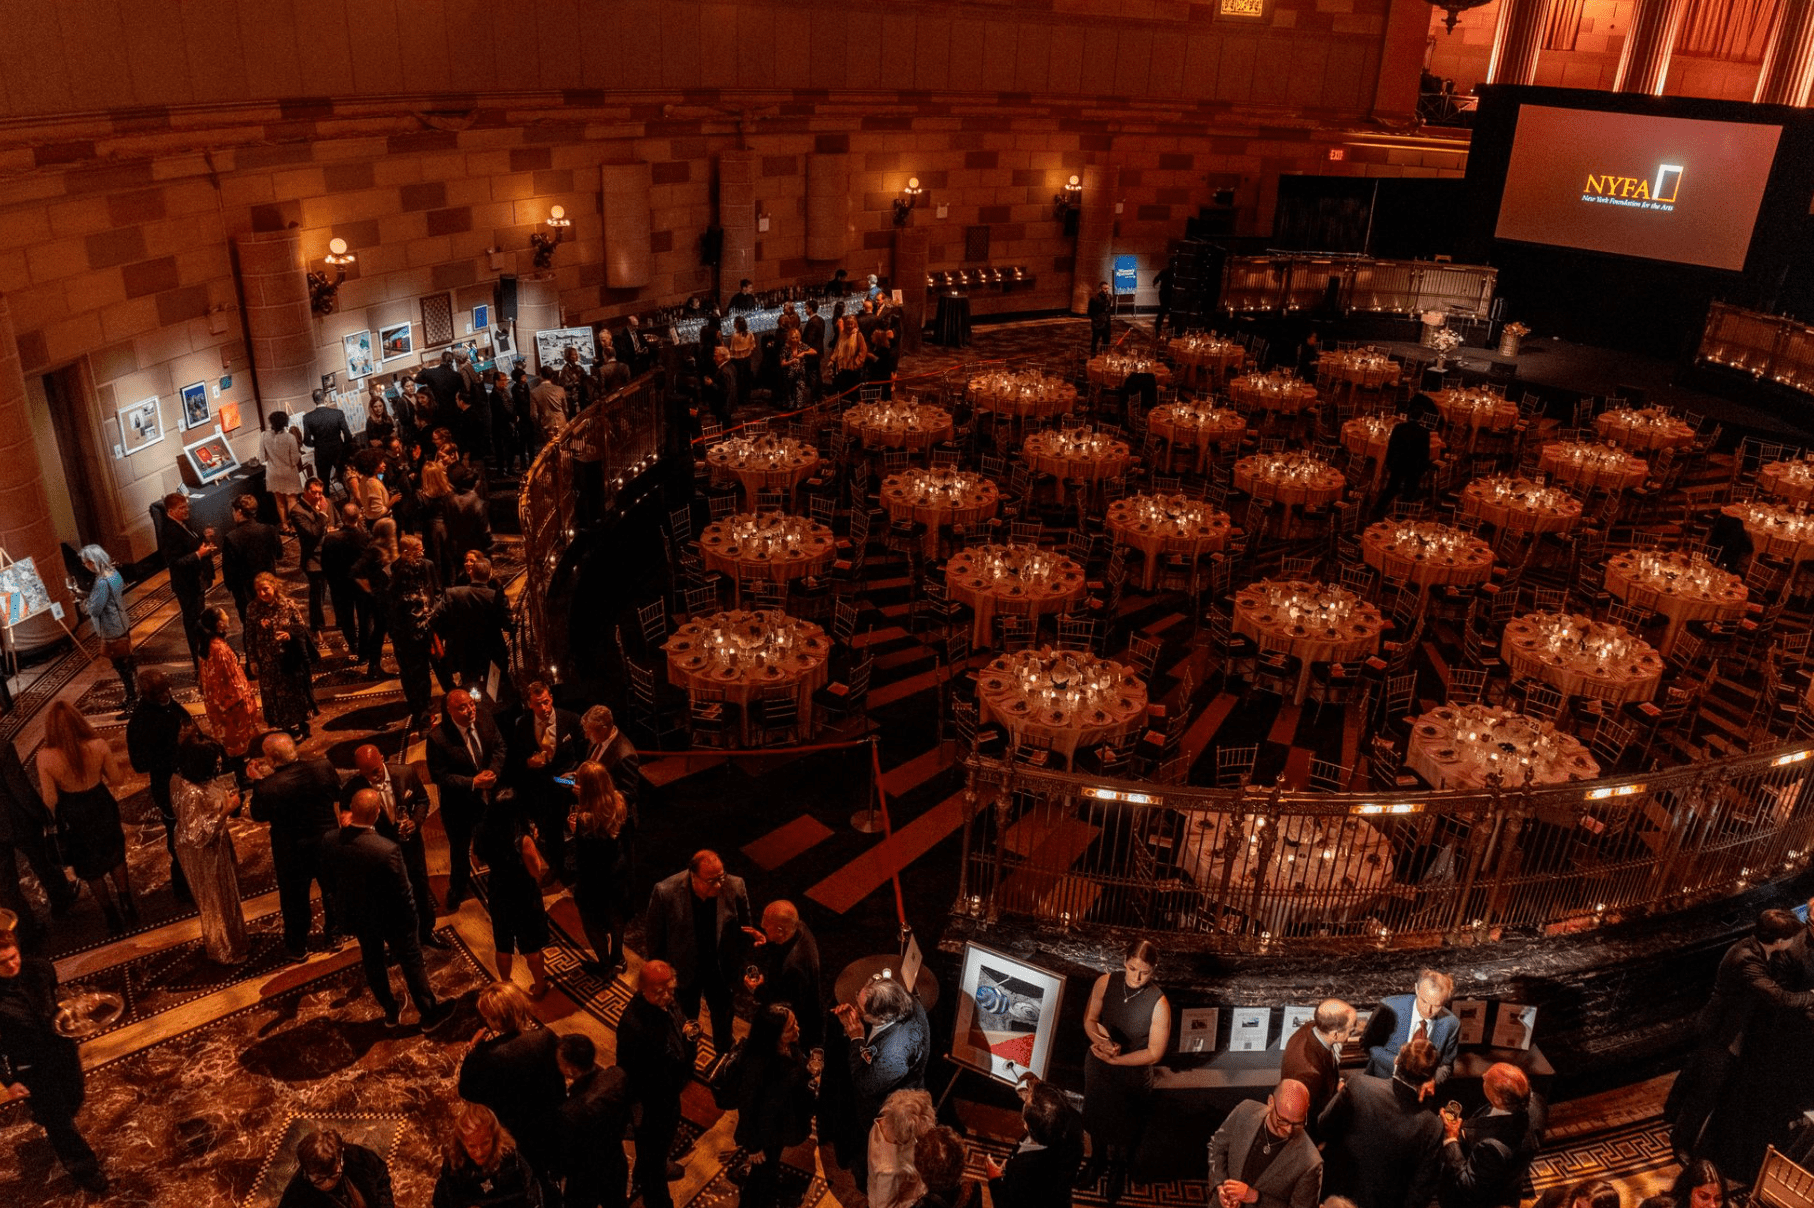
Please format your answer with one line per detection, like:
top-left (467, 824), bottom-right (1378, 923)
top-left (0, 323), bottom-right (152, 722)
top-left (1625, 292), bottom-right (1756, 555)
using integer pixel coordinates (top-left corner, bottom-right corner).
top-left (1361, 969), bottom-right (1461, 1095)
top-left (643, 849), bottom-right (755, 1050)
top-left (1207, 1079), bottom-right (1323, 1208)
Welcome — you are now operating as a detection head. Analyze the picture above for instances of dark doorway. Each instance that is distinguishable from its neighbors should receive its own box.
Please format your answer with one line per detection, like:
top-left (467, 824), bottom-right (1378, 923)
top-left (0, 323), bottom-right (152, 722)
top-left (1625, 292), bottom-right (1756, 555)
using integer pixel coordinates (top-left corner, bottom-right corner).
top-left (40, 367), bottom-right (108, 548)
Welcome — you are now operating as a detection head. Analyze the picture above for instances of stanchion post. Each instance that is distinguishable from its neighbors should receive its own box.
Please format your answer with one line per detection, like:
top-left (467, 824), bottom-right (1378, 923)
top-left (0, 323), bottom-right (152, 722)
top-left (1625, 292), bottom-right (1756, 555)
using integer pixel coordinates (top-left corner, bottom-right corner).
top-left (851, 734), bottom-right (886, 833)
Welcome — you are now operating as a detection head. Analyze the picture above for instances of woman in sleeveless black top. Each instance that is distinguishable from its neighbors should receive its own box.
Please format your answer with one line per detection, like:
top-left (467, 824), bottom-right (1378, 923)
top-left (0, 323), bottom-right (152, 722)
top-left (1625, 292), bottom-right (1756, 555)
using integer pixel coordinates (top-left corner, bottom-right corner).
top-left (1081, 940), bottom-right (1172, 1201)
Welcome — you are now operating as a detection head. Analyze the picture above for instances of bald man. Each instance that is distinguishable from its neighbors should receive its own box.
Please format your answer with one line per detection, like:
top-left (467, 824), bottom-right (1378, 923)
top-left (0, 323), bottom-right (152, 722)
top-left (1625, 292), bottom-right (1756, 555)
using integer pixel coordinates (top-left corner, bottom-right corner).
top-left (338, 743), bottom-right (442, 946)
top-left (249, 731), bottom-right (345, 960)
top-left (1440, 1062), bottom-right (1542, 1208)
top-left (322, 789), bottom-right (452, 1030)
top-left (744, 899), bottom-right (823, 1045)
top-left (1207, 1079), bottom-right (1323, 1208)
top-left (616, 960), bottom-right (698, 1208)
top-left (1282, 998), bottom-right (1354, 1130)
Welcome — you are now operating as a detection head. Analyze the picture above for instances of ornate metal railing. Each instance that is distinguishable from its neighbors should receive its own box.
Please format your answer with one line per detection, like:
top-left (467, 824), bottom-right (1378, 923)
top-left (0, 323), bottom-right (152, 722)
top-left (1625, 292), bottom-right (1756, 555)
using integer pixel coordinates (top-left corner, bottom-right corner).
top-left (958, 744), bottom-right (1814, 951)
top-left (516, 371), bottom-right (666, 676)
top-left (1697, 300), bottom-right (1814, 395)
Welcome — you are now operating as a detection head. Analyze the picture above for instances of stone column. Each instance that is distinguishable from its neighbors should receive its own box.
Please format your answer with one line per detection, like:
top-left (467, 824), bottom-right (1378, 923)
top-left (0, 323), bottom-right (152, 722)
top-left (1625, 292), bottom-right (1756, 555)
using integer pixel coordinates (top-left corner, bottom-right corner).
top-left (517, 275), bottom-right (563, 372)
top-left (1485, 0), bottom-right (1554, 86)
top-left (717, 151), bottom-right (757, 300)
top-left (805, 154), bottom-right (850, 265)
top-left (601, 162), bottom-right (653, 289)
top-left (0, 295), bottom-right (73, 645)
top-left (234, 230), bottom-right (318, 424)
top-left (893, 226), bottom-right (930, 356)
top-left (1070, 163), bottom-right (1120, 315)
top-left (1755, 0), bottom-right (1814, 105)
top-left (1613, 0), bottom-right (1687, 94)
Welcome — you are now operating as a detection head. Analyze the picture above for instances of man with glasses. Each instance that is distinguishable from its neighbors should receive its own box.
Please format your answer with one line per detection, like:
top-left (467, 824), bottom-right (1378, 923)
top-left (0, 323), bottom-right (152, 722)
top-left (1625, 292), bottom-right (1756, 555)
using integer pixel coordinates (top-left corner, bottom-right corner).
top-left (1207, 1078), bottom-right (1323, 1208)
top-left (278, 1127), bottom-right (395, 1208)
top-left (643, 849), bottom-right (756, 1050)
top-left (1361, 968), bottom-right (1460, 1096)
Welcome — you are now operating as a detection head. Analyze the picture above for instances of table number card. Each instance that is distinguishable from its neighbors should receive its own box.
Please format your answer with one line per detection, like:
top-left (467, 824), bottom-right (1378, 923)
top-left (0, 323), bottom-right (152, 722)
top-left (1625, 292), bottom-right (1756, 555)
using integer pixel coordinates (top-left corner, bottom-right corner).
top-left (1453, 998), bottom-right (1489, 1047)
top-left (1278, 1005), bottom-right (1316, 1048)
top-left (1179, 1008), bottom-right (1221, 1053)
top-left (1491, 1002), bottom-right (1538, 1050)
top-left (1228, 1007), bottom-right (1271, 1052)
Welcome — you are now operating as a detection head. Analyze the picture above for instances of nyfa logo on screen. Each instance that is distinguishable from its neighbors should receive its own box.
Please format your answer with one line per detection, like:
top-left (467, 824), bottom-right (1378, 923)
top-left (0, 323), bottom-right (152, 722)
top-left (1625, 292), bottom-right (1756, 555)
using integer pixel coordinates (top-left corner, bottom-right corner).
top-left (1580, 164), bottom-right (1683, 211)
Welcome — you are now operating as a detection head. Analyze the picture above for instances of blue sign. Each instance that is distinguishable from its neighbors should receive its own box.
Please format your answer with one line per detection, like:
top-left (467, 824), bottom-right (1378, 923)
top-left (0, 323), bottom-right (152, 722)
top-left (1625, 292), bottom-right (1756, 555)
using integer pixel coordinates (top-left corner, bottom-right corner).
top-left (1113, 255), bottom-right (1139, 295)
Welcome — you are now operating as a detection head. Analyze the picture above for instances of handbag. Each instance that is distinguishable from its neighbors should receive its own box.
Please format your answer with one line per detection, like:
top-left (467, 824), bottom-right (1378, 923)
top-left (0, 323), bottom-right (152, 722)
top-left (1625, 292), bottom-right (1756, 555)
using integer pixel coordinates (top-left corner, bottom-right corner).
top-left (709, 1039), bottom-right (747, 1110)
top-left (519, 832), bottom-right (552, 885)
top-left (100, 635), bottom-right (132, 659)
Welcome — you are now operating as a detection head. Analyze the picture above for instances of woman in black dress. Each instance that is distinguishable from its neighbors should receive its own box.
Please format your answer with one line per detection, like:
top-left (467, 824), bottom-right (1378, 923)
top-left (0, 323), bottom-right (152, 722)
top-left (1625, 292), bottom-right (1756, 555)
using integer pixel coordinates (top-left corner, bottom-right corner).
top-left (1080, 939), bottom-right (1171, 1203)
top-left (36, 700), bottom-right (133, 932)
top-left (457, 982), bottom-right (564, 1197)
top-left (569, 761), bottom-right (633, 977)
top-left (732, 1003), bottom-right (816, 1207)
top-left (473, 792), bottom-right (550, 997)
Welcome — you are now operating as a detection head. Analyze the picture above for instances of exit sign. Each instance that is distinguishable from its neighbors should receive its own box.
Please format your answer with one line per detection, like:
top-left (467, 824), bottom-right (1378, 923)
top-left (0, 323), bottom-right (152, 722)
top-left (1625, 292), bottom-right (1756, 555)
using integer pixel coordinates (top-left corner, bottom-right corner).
top-left (1328, 148), bottom-right (1346, 161)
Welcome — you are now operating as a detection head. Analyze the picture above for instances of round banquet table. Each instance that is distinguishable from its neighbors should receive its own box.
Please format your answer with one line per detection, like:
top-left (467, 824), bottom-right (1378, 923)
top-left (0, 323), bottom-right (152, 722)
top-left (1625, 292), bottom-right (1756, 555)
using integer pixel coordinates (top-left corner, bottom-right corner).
top-left (973, 647), bottom-right (1148, 768)
top-left (1086, 356), bottom-right (1172, 391)
top-left (661, 609), bottom-right (832, 745)
top-left (1022, 431), bottom-right (1132, 492)
top-left (1233, 454), bottom-right (1346, 508)
top-left (1317, 352), bottom-right (1400, 390)
top-left (1720, 501), bottom-right (1814, 563)
top-left (1361, 520), bottom-right (1495, 593)
top-left (881, 470), bottom-right (1001, 558)
top-left (1758, 459), bottom-right (1814, 505)
top-left (1231, 579), bottom-right (1387, 703)
top-left (706, 437), bottom-right (822, 508)
top-left (1228, 373), bottom-right (1319, 415)
top-left (1405, 704), bottom-right (1599, 790)
top-left (1148, 403), bottom-right (1247, 471)
top-left (699, 515), bottom-right (836, 595)
top-left (968, 372), bottom-right (1077, 420)
top-left (945, 544), bottom-right (1087, 647)
top-left (1538, 442), bottom-right (1649, 492)
top-left (1500, 612), bottom-right (1664, 704)
top-left (1342, 416), bottom-right (1447, 486)
top-left (1105, 495), bottom-right (1233, 591)
top-left (1594, 408), bottom-right (1696, 453)
top-left (1603, 549), bottom-right (1749, 654)
top-left (1432, 389), bottom-right (1520, 451)
top-left (841, 402), bottom-right (955, 452)
top-left (1166, 337), bottom-right (1245, 387)
top-left (1459, 476), bottom-right (1584, 535)
top-left (1183, 813), bottom-right (1395, 926)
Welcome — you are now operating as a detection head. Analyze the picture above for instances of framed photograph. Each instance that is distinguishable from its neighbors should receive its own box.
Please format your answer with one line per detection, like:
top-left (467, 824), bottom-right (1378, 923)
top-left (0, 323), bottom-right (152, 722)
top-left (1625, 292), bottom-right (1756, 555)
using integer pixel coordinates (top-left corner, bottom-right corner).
top-left (178, 381), bottom-right (210, 431)
top-left (492, 323), bottom-right (516, 359)
top-left (1227, 1006), bottom-right (1270, 1052)
top-left (344, 330), bottom-right (376, 379)
top-left (533, 325), bottom-right (598, 374)
top-left (473, 303), bottom-right (490, 331)
top-left (379, 322), bottom-right (414, 362)
top-left (117, 397), bottom-right (164, 455)
top-left (420, 293), bottom-right (455, 347)
top-left (1179, 1007), bottom-right (1221, 1054)
top-left (182, 429), bottom-right (239, 486)
top-left (218, 401), bottom-right (242, 433)
top-left (950, 942), bottom-right (1067, 1084)
top-left (1278, 1005), bottom-right (1316, 1048)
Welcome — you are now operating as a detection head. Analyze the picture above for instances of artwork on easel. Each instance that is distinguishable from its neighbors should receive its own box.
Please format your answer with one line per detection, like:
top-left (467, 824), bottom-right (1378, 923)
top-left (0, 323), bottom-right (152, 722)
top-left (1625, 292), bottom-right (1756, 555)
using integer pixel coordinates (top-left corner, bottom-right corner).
top-left (950, 942), bottom-right (1067, 1084)
top-left (0, 555), bottom-right (54, 627)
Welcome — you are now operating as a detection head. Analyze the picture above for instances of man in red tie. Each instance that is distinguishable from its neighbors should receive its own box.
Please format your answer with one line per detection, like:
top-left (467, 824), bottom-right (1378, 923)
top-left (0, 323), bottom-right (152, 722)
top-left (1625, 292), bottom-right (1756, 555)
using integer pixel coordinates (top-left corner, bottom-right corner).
top-left (1360, 969), bottom-right (1459, 1097)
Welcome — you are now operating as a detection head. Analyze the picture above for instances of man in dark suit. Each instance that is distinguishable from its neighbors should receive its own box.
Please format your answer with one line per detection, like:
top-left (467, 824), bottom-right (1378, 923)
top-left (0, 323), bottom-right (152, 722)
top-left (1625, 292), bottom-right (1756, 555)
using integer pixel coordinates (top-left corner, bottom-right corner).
top-left (418, 351), bottom-right (463, 415)
top-left (833, 976), bottom-right (931, 1185)
top-left (1376, 413), bottom-right (1436, 516)
top-left (437, 553), bottom-right (511, 693)
top-left (289, 478), bottom-right (334, 632)
top-left (321, 789), bottom-right (452, 1029)
top-left (614, 317), bottom-right (651, 375)
top-left (644, 849), bottom-right (754, 1050)
top-left (0, 742), bottom-right (77, 947)
top-left (444, 465), bottom-right (492, 559)
top-left (300, 390), bottom-right (353, 486)
top-left (1320, 1038), bottom-right (1444, 1208)
top-left (1088, 280), bottom-right (1113, 356)
top-left (801, 302), bottom-right (827, 399)
top-left (425, 687), bottom-right (505, 910)
top-left (1362, 968), bottom-right (1461, 1094)
top-left (1440, 1062), bottom-right (1542, 1208)
top-left (0, 921), bottom-right (108, 1193)
top-left (158, 491), bottom-right (217, 666)
top-left (1282, 998), bottom-right (1354, 1132)
top-left (221, 492), bottom-right (282, 629)
top-left (509, 680), bottom-right (585, 881)
top-left (123, 670), bottom-right (193, 905)
top-left (338, 744), bottom-right (444, 947)
top-left (319, 504), bottom-right (368, 654)
top-left (580, 704), bottom-right (640, 825)
top-left (617, 960), bottom-right (697, 1208)
top-left (248, 732), bottom-right (345, 959)
top-left (1206, 1079), bottom-right (1323, 1208)
top-left (984, 1079), bottom-right (1085, 1208)
top-left (725, 278), bottom-right (757, 312)
top-left (557, 1033), bottom-right (632, 1208)
top-left (745, 899), bottom-right (822, 1046)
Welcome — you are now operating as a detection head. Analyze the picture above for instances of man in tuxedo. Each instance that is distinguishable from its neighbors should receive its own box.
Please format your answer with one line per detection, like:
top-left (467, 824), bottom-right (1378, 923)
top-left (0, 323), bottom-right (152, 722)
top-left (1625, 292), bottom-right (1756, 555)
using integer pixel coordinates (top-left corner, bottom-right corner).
top-left (425, 688), bottom-right (505, 910)
top-left (1088, 280), bottom-right (1113, 356)
top-left (644, 850), bottom-right (753, 1050)
top-left (1282, 998), bottom-right (1354, 1132)
top-left (509, 680), bottom-right (584, 879)
top-left (437, 553), bottom-right (511, 692)
top-left (444, 465), bottom-right (492, 560)
top-left (833, 977), bottom-right (931, 1186)
top-left (123, 670), bottom-right (193, 906)
top-left (801, 302), bottom-right (827, 400)
top-left (614, 316), bottom-right (651, 375)
top-left (301, 390), bottom-right (353, 486)
top-left (617, 960), bottom-right (697, 1208)
top-left (0, 741), bottom-right (78, 947)
top-left (319, 503), bottom-right (369, 655)
top-left (419, 351), bottom-right (463, 415)
top-left (220, 492), bottom-right (282, 630)
top-left (1440, 1062), bottom-right (1543, 1208)
top-left (1319, 1038), bottom-right (1444, 1208)
top-left (1362, 968), bottom-right (1460, 1094)
top-left (248, 732), bottom-right (345, 960)
top-left (289, 478), bottom-right (334, 632)
top-left (580, 704), bottom-right (639, 825)
top-left (158, 492), bottom-right (217, 666)
top-left (0, 921), bottom-right (108, 1192)
top-left (744, 899), bottom-right (822, 1046)
top-left (557, 1033), bottom-right (632, 1208)
top-left (1206, 1079), bottom-right (1323, 1208)
top-left (725, 278), bottom-right (757, 312)
top-left (338, 744), bottom-right (444, 948)
top-left (321, 789), bottom-right (453, 1029)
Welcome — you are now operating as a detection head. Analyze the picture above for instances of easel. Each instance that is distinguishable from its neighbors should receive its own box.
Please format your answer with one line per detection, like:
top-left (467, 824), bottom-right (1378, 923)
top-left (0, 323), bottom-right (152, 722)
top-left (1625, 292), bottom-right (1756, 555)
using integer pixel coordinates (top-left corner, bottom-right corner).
top-left (0, 546), bottom-right (87, 711)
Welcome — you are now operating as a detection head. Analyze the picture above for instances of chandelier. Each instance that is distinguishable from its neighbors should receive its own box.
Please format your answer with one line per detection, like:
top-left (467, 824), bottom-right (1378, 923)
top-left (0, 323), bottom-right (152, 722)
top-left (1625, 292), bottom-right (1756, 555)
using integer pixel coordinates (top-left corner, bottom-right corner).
top-left (1429, 0), bottom-right (1492, 32)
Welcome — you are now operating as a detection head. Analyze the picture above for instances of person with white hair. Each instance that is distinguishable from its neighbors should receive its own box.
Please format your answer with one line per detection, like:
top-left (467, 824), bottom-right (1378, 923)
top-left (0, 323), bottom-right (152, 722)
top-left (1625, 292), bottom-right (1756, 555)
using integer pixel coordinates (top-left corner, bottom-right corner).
top-left (80, 545), bottom-right (135, 716)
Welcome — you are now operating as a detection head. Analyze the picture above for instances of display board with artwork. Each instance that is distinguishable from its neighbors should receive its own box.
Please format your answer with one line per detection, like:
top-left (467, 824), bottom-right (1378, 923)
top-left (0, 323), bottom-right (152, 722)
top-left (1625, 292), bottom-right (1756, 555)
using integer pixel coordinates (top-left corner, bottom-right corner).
top-left (181, 429), bottom-right (239, 485)
top-left (420, 293), bottom-right (455, 347)
top-left (0, 555), bottom-right (54, 628)
top-left (534, 326), bottom-right (597, 373)
top-left (950, 943), bottom-right (1067, 1083)
top-left (117, 397), bottom-right (164, 455)
top-left (379, 322), bottom-right (414, 361)
top-left (344, 330), bottom-right (376, 379)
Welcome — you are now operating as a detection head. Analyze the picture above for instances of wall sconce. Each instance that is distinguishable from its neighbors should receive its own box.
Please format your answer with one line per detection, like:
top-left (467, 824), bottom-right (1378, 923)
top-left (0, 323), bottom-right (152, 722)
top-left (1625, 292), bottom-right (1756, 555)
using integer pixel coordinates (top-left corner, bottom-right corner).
top-left (1053, 175), bottom-right (1083, 235)
top-left (530, 205), bottom-right (572, 269)
top-left (308, 237), bottom-right (356, 316)
top-left (893, 177), bottom-right (923, 227)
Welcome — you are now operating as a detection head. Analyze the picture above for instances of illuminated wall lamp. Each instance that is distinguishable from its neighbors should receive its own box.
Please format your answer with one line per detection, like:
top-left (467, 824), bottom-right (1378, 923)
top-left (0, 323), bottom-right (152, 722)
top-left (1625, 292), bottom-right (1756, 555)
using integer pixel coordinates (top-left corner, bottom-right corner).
top-left (308, 237), bottom-right (357, 316)
top-left (531, 205), bottom-right (572, 269)
top-left (893, 177), bottom-right (924, 227)
top-left (1053, 174), bottom-right (1083, 234)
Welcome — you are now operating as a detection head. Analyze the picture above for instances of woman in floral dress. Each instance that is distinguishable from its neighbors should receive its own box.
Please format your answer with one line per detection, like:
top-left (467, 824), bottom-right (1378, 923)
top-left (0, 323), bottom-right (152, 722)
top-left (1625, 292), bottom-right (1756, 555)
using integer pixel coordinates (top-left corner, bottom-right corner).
top-left (245, 572), bottom-right (316, 740)
top-left (197, 606), bottom-right (260, 762)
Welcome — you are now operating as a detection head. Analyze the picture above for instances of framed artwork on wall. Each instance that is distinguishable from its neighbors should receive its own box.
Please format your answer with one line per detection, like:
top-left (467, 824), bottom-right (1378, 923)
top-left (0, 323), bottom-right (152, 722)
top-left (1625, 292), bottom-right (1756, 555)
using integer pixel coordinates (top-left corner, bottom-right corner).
top-left (420, 293), bottom-right (455, 347)
top-left (219, 401), bottom-right (242, 432)
top-left (949, 942), bottom-right (1067, 1084)
top-left (178, 381), bottom-right (210, 430)
top-left (473, 303), bottom-right (490, 331)
top-left (117, 397), bottom-right (164, 455)
top-left (344, 330), bottom-right (375, 379)
top-left (379, 322), bottom-right (414, 361)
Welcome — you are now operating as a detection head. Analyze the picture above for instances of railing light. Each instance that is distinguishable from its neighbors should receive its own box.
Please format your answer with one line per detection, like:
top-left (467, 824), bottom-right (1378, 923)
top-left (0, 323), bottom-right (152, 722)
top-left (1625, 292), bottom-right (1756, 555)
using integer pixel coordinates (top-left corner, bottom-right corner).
top-left (1585, 783), bottom-right (1644, 800)
top-left (1351, 801), bottom-right (1423, 815)
top-left (1082, 786), bottom-right (1156, 805)
top-left (1774, 750), bottom-right (1811, 766)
